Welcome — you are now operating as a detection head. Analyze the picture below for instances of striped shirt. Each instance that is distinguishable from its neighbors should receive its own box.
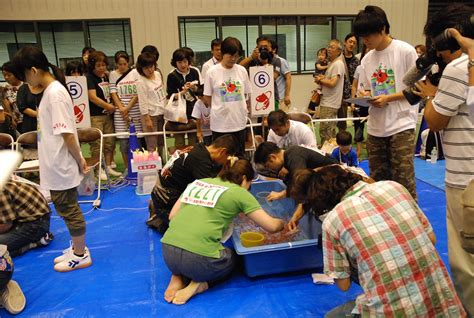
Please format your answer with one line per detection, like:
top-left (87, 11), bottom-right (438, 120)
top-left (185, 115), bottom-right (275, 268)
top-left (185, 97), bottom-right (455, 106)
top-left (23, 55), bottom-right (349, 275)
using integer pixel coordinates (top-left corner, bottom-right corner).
top-left (323, 181), bottom-right (465, 317)
top-left (0, 181), bottom-right (50, 223)
top-left (432, 54), bottom-right (474, 189)
top-left (110, 69), bottom-right (143, 137)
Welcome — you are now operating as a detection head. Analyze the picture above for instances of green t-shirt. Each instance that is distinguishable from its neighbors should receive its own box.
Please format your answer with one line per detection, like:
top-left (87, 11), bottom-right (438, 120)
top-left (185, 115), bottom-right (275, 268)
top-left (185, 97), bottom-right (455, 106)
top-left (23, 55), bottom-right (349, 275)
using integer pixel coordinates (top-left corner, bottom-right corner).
top-left (161, 178), bottom-right (261, 258)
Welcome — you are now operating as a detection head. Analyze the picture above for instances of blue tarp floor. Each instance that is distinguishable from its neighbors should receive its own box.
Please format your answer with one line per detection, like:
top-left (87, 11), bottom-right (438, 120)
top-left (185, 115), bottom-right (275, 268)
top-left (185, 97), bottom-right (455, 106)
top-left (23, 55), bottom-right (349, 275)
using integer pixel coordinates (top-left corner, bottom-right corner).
top-left (4, 158), bottom-right (449, 317)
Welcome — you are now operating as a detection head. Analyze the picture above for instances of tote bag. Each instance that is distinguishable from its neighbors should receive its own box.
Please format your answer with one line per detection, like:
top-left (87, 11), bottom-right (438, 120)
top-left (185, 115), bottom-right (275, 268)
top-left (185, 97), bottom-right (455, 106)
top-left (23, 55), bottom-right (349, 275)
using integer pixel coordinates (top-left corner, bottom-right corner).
top-left (164, 93), bottom-right (188, 124)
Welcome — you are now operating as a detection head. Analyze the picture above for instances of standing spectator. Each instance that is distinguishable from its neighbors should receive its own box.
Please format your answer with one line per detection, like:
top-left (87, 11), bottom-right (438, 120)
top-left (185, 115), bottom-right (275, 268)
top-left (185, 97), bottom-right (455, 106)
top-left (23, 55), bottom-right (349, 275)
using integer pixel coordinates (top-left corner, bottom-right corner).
top-left (272, 41), bottom-right (292, 112)
top-left (167, 48), bottom-right (200, 148)
top-left (201, 39), bottom-right (222, 80)
top-left (414, 4), bottom-right (474, 315)
top-left (12, 46), bottom-right (92, 272)
top-left (339, 33), bottom-right (360, 131)
top-left (315, 39), bottom-right (345, 145)
top-left (65, 60), bottom-right (83, 76)
top-left (2, 62), bottom-right (23, 134)
top-left (16, 82), bottom-right (43, 133)
top-left (81, 47), bottom-right (95, 74)
top-left (86, 51), bottom-right (122, 180)
top-left (136, 52), bottom-right (166, 155)
top-left (354, 5), bottom-right (418, 200)
top-left (110, 51), bottom-right (142, 170)
top-left (288, 165), bottom-right (466, 317)
top-left (415, 44), bottom-right (427, 58)
top-left (267, 110), bottom-right (316, 148)
top-left (204, 37), bottom-right (251, 155)
top-left (0, 180), bottom-right (52, 257)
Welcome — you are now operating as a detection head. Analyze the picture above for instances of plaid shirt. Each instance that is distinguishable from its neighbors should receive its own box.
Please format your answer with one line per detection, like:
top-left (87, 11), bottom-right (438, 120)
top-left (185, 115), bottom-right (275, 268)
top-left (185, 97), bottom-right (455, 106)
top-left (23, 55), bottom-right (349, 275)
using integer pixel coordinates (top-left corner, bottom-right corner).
top-left (323, 181), bottom-right (466, 317)
top-left (0, 180), bottom-right (50, 224)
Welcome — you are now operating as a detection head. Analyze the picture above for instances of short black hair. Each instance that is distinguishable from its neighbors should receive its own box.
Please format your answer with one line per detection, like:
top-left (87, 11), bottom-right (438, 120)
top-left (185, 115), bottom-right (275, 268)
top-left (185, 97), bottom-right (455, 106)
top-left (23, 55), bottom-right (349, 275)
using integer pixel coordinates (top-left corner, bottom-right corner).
top-left (87, 51), bottom-right (108, 74)
top-left (141, 45), bottom-right (160, 62)
top-left (82, 47), bottom-right (95, 55)
top-left (267, 110), bottom-right (289, 127)
top-left (65, 60), bottom-right (83, 76)
top-left (136, 52), bottom-right (157, 76)
top-left (171, 48), bottom-right (192, 68)
top-left (353, 5), bottom-right (390, 38)
top-left (1, 61), bottom-right (15, 74)
top-left (271, 39), bottom-right (278, 53)
top-left (423, 3), bottom-right (473, 40)
top-left (344, 32), bottom-right (357, 42)
top-left (212, 134), bottom-right (237, 155)
top-left (114, 50), bottom-right (129, 63)
top-left (336, 131), bottom-right (353, 146)
top-left (211, 39), bottom-right (222, 49)
top-left (256, 35), bottom-right (273, 46)
top-left (221, 37), bottom-right (243, 56)
top-left (254, 142), bottom-right (281, 165)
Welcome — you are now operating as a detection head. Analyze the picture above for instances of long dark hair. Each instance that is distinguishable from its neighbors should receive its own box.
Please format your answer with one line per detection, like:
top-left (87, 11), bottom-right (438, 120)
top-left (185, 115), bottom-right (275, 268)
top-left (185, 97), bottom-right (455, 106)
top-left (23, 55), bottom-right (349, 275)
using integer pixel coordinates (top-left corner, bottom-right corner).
top-left (218, 158), bottom-right (254, 186)
top-left (288, 165), bottom-right (363, 216)
top-left (12, 46), bottom-right (66, 89)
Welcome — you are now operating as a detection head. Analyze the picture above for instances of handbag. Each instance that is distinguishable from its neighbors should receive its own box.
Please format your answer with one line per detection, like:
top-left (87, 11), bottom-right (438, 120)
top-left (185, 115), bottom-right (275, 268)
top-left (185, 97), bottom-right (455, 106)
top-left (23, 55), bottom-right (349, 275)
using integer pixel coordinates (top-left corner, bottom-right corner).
top-left (164, 93), bottom-right (188, 124)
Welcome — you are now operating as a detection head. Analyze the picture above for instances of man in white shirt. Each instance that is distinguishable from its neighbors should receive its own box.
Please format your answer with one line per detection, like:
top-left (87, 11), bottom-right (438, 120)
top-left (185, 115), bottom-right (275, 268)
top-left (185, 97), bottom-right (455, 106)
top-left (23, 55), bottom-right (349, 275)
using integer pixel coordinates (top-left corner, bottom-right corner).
top-left (354, 5), bottom-right (418, 200)
top-left (201, 39), bottom-right (222, 81)
top-left (413, 4), bottom-right (474, 315)
top-left (267, 110), bottom-right (316, 149)
top-left (315, 39), bottom-right (345, 144)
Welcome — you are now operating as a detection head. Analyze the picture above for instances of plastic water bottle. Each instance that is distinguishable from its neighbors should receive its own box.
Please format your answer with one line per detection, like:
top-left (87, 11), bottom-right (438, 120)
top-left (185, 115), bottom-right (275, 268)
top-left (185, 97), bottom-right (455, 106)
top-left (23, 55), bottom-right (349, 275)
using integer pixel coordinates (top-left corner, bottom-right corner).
top-left (431, 147), bottom-right (438, 164)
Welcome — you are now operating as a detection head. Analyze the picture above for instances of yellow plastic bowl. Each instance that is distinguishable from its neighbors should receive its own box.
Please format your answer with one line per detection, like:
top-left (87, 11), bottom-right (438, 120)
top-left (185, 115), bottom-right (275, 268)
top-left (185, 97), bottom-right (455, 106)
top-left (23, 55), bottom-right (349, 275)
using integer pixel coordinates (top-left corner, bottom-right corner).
top-left (240, 232), bottom-right (265, 247)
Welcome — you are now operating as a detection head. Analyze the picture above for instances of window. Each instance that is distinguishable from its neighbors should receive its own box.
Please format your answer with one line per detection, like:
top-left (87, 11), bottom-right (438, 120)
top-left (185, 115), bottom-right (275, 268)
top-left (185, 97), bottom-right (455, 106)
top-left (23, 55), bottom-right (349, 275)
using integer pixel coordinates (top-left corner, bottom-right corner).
top-left (0, 19), bottom-right (132, 81)
top-left (178, 15), bottom-right (356, 74)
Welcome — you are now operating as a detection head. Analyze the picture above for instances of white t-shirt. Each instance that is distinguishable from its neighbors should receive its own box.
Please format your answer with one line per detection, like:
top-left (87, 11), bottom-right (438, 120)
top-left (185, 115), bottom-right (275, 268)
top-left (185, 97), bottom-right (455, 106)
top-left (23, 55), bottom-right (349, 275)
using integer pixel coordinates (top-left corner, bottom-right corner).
top-left (267, 120), bottom-right (317, 148)
top-left (432, 54), bottom-right (474, 189)
top-left (467, 86), bottom-right (474, 124)
top-left (191, 99), bottom-right (212, 137)
top-left (320, 56), bottom-right (345, 109)
top-left (201, 57), bottom-right (219, 81)
top-left (204, 63), bottom-right (251, 132)
top-left (37, 81), bottom-right (82, 191)
top-left (136, 71), bottom-right (166, 116)
top-left (359, 39), bottom-right (418, 137)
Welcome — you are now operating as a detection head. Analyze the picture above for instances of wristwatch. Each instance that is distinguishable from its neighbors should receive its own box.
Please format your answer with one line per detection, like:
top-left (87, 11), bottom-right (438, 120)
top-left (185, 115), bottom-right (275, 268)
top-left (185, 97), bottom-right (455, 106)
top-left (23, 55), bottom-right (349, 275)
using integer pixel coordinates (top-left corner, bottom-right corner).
top-left (469, 59), bottom-right (474, 70)
top-left (423, 96), bottom-right (434, 103)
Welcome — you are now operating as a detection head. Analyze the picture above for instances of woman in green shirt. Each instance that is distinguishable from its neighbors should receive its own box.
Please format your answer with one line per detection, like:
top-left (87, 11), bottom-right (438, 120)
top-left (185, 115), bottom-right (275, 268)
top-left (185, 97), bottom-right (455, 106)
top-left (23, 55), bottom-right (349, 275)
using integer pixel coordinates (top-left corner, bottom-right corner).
top-left (161, 157), bottom-right (285, 305)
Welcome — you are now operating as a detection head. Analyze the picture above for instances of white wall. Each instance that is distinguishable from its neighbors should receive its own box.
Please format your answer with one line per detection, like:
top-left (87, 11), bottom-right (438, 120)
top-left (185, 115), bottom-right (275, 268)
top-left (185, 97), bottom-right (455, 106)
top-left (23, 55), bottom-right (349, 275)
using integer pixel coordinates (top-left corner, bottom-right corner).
top-left (0, 0), bottom-right (429, 109)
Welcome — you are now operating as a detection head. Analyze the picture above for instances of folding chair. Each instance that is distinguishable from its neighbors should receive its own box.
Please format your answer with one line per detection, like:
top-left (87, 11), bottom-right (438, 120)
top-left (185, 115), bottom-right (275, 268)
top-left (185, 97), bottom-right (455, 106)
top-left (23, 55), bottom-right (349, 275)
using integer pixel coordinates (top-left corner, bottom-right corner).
top-left (77, 127), bottom-right (104, 206)
top-left (162, 120), bottom-right (196, 163)
top-left (15, 131), bottom-right (39, 173)
top-left (0, 133), bottom-right (14, 150)
top-left (287, 111), bottom-right (315, 133)
top-left (245, 117), bottom-right (257, 156)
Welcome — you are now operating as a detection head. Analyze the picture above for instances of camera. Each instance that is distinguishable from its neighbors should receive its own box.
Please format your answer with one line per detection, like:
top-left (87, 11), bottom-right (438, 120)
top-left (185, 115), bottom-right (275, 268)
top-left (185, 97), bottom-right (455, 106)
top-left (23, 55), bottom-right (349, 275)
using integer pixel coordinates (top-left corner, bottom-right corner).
top-left (402, 48), bottom-right (446, 105)
top-left (259, 47), bottom-right (273, 62)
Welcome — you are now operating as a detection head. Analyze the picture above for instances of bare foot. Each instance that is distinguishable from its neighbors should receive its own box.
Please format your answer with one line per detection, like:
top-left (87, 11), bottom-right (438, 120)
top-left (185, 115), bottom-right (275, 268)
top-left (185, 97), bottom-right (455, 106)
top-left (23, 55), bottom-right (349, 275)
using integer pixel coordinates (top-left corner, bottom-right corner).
top-left (164, 275), bottom-right (186, 303)
top-left (172, 281), bottom-right (208, 305)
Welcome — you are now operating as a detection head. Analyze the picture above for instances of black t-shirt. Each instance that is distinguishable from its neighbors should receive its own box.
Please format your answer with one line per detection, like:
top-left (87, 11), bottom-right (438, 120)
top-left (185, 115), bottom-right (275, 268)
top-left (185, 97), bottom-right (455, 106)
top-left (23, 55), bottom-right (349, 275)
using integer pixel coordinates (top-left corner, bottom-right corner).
top-left (86, 72), bottom-right (110, 116)
top-left (159, 143), bottom-right (221, 193)
top-left (166, 68), bottom-right (201, 119)
top-left (16, 84), bottom-right (43, 133)
top-left (284, 145), bottom-right (338, 183)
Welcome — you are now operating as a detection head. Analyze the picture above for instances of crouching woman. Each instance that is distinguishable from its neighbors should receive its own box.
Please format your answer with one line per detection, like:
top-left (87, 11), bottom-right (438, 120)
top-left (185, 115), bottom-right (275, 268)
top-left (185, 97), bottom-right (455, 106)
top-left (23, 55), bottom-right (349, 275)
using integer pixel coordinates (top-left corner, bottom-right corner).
top-left (161, 157), bottom-right (285, 305)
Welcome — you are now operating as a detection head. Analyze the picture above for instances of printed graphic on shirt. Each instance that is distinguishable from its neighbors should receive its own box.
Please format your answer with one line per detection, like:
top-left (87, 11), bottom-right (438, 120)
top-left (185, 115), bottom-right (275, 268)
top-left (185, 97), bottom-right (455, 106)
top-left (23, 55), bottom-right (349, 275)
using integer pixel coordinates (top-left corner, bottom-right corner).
top-left (219, 79), bottom-right (243, 103)
top-left (154, 85), bottom-right (166, 102)
top-left (181, 180), bottom-right (229, 208)
top-left (117, 81), bottom-right (137, 98)
top-left (99, 82), bottom-right (111, 102)
top-left (371, 63), bottom-right (396, 96)
top-left (200, 113), bottom-right (211, 131)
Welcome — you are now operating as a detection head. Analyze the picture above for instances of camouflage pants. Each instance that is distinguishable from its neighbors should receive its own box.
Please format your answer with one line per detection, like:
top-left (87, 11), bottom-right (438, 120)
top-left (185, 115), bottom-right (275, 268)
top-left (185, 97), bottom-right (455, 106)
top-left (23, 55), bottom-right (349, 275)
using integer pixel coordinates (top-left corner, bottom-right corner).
top-left (319, 106), bottom-right (338, 145)
top-left (367, 129), bottom-right (417, 200)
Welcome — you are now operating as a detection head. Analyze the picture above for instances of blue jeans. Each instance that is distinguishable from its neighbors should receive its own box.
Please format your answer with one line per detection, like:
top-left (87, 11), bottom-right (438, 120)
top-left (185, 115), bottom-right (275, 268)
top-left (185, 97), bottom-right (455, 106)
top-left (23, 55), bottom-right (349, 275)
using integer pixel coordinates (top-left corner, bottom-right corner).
top-left (0, 213), bottom-right (50, 257)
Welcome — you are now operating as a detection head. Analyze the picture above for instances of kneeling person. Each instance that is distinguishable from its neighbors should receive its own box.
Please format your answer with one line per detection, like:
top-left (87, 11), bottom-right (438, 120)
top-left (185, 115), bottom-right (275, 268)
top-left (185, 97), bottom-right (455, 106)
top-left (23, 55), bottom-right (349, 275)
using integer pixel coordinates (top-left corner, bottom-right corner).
top-left (0, 181), bottom-right (52, 257)
top-left (148, 134), bottom-right (237, 234)
top-left (161, 158), bottom-right (285, 305)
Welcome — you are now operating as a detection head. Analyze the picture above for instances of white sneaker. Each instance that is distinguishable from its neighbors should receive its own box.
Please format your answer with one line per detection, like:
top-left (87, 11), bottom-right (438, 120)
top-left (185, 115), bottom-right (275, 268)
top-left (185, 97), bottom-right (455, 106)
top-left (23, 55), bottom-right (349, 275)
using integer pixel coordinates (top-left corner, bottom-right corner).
top-left (107, 167), bottom-right (122, 177)
top-left (0, 280), bottom-right (26, 314)
top-left (53, 245), bottom-right (89, 264)
top-left (54, 248), bottom-right (92, 272)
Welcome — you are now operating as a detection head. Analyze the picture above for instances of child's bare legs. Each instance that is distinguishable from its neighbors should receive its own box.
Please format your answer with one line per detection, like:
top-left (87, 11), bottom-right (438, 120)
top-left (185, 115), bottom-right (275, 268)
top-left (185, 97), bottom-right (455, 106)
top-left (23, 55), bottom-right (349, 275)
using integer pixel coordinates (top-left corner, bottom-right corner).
top-left (172, 281), bottom-right (208, 305)
top-left (164, 274), bottom-right (186, 303)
